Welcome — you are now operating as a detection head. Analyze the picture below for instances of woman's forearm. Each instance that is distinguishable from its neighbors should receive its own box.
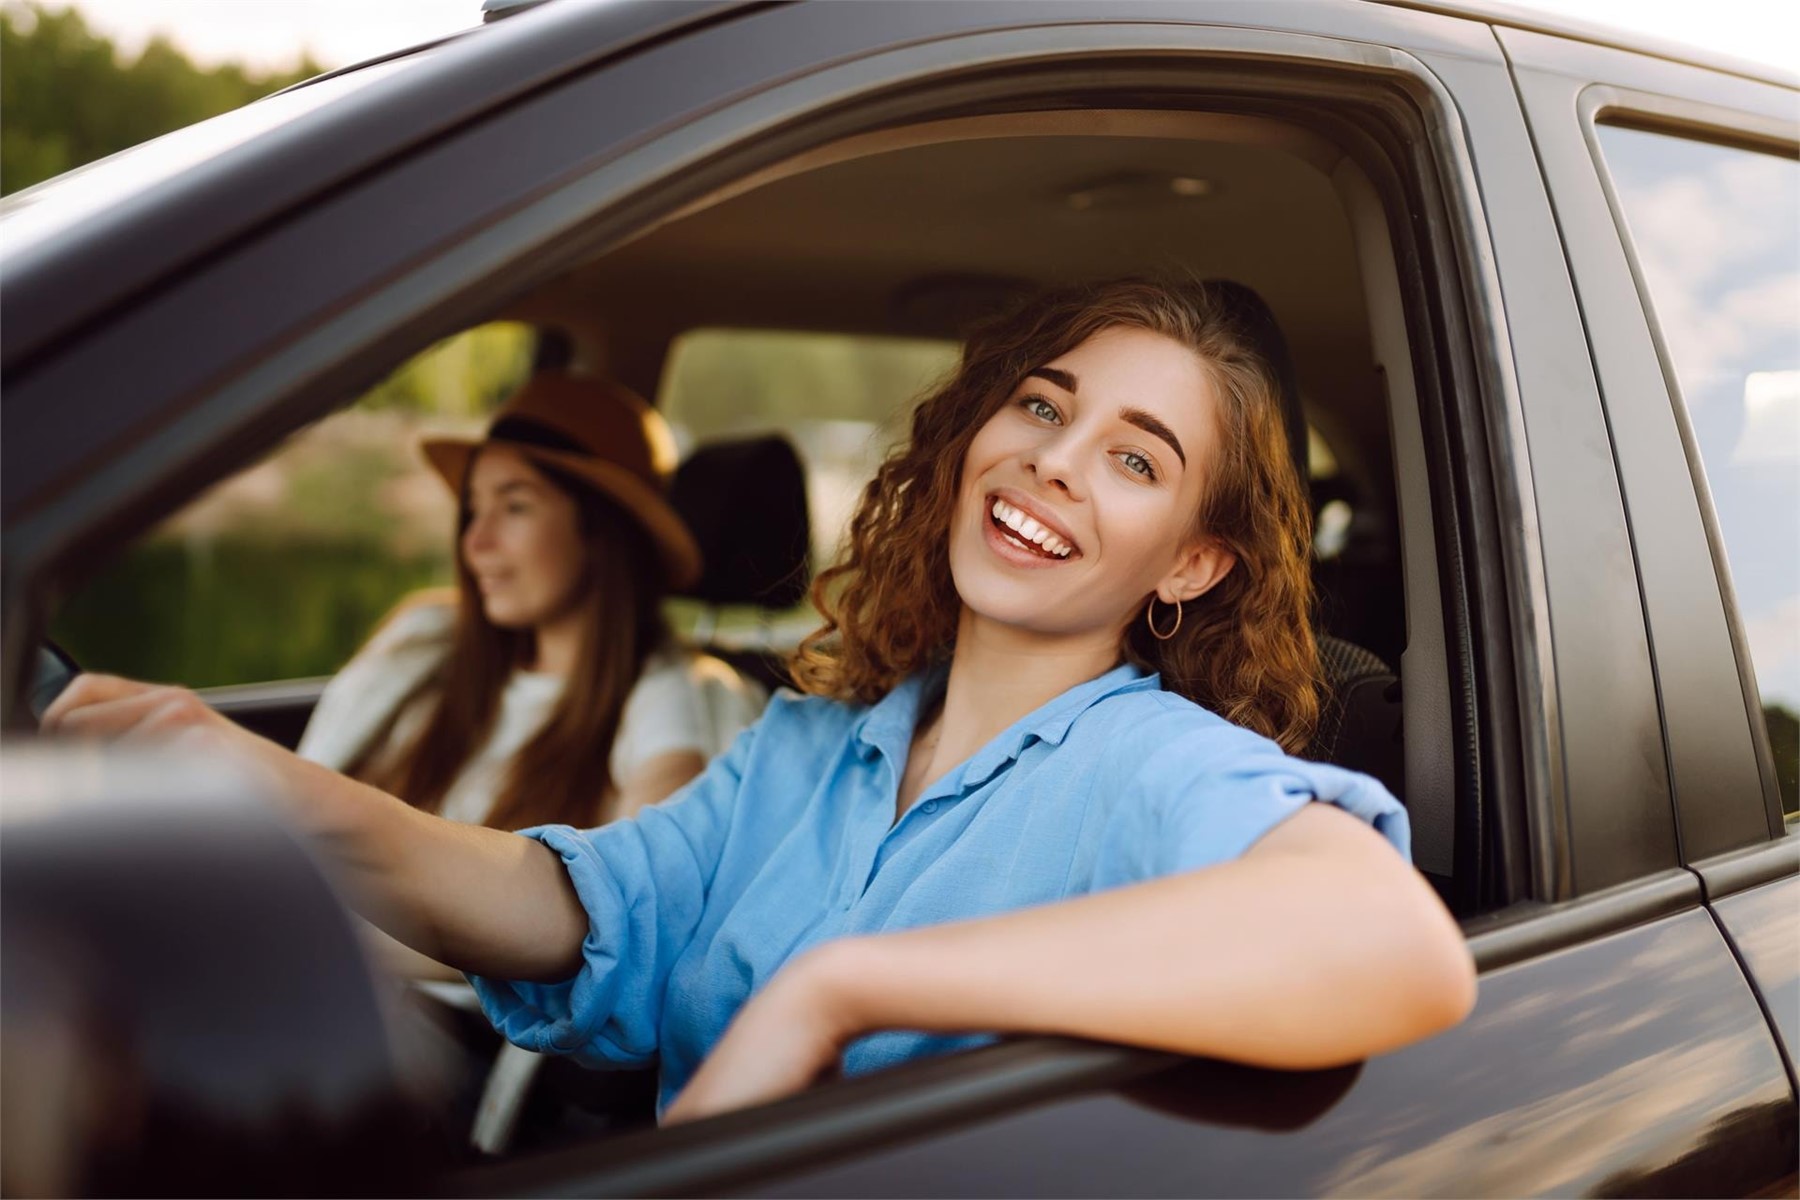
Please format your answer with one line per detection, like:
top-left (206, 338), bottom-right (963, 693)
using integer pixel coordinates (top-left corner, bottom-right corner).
top-left (42, 674), bottom-right (591, 982)
top-left (275, 753), bottom-right (588, 981)
top-left (813, 804), bottom-right (1475, 1069)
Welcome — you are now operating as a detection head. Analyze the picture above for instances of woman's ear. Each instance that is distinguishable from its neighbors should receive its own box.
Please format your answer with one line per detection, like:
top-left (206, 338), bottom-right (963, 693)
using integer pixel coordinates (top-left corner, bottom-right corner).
top-left (1158, 539), bottom-right (1237, 604)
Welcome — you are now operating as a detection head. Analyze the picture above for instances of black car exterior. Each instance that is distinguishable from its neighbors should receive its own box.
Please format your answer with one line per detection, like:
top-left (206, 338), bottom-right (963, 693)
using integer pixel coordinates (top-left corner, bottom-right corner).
top-left (2, 1), bottom-right (1795, 1194)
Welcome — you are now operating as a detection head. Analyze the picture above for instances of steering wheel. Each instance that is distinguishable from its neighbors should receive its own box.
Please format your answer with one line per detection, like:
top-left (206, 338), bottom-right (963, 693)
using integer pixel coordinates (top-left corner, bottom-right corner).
top-left (27, 642), bottom-right (81, 727)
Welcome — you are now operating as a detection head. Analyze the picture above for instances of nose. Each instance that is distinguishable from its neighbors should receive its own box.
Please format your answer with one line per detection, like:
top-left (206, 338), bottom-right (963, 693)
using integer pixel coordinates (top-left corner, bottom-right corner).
top-left (462, 509), bottom-right (497, 558)
top-left (1025, 428), bottom-right (1086, 501)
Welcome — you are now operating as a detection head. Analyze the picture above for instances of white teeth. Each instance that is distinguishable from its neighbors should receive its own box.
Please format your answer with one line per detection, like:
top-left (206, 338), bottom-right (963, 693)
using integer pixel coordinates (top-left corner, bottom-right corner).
top-left (989, 498), bottom-right (1074, 558)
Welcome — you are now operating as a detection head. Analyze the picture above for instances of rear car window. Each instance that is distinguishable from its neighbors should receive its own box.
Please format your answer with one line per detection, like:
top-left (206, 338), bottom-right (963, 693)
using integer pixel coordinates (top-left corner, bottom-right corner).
top-left (1595, 126), bottom-right (1800, 816)
top-left (657, 328), bottom-right (960, 567)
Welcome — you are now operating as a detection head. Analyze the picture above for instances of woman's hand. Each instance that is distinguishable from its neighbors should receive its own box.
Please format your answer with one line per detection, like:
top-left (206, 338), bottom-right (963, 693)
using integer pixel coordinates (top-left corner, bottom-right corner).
top-left (44, 673), bottom-right (267, 759)
top-left (664, 943), bottom-right (868, 1124)
top-left (40, 672), bottom-right (337, 833)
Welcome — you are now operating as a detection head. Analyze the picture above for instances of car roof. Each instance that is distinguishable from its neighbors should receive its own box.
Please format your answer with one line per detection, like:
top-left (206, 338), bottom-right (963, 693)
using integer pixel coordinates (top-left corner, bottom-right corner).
top-left (1381, 0), bottom-right (1797, 89)
top-left (2, 0), bottom-right (1789, 380)
top-left (0, 0), bottom-right (754, 377)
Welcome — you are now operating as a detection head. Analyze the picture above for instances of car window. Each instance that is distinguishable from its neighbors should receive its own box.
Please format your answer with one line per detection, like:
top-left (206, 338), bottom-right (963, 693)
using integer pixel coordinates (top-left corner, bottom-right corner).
top-left (50, 323), bottom-right (533, 688)
top-left (658, 327), bottom-right (961, 569)
top-left (1595, 126), bottom-right (1800, 817)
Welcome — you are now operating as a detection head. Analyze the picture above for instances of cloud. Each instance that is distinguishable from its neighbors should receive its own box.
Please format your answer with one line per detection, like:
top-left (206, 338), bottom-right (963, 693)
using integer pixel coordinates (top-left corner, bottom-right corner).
top-left (1608, 136), bottom-right (1799, 403)
top-left (1743, 593), bottom-right (1800, 710)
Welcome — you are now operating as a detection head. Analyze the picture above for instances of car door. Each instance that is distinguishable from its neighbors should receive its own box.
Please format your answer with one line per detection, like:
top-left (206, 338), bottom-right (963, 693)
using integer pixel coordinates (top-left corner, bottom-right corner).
top-left (514, 11), bottom-right (1791, 1192)
top-left (3, 2), bottom-right (1793, 1194)
top-left (1501, 23), bottom-right (1800, 1105)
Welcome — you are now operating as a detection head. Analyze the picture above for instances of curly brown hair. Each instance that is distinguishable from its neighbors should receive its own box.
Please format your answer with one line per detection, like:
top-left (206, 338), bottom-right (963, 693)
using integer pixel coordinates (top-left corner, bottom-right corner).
top-left (790, 278), bottom-right (1321, 752)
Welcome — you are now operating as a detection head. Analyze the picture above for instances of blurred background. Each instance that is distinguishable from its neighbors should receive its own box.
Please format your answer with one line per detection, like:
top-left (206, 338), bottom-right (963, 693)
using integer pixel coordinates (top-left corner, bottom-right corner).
top-left (3, 0), bottom-right (1794, 693)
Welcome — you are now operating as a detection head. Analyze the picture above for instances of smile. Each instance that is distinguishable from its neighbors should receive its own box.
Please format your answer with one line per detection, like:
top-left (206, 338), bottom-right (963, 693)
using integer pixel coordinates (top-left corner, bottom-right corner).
top-left (989, 497), bottom-right (1076, 559)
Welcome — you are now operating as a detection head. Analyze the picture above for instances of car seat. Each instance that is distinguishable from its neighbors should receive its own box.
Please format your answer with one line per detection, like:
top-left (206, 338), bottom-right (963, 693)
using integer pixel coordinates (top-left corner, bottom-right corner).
top-left (1207, 281), bottom-right (1405, 802)
top-left (668, 435), bottom-right (811, 694)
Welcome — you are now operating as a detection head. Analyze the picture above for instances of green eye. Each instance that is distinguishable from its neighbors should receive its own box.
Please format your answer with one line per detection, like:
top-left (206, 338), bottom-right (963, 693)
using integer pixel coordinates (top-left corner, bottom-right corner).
top-left (1023, 396), bottom-right (1060, 422)
top-left (1120, 451), bottom-right (1156, 479)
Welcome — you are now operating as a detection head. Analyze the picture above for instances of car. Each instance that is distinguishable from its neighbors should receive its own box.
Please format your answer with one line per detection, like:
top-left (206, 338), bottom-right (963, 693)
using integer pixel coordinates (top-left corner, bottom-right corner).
top-left (2, 0), bottom-right (1795, 1194)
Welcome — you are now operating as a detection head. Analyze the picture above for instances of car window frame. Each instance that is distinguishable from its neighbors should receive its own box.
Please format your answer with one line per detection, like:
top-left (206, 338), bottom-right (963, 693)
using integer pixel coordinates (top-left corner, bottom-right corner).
top-left (1498, 25), bottom-right (1795, 879)
top-left (1583, 96), bottom-right (1796, 846)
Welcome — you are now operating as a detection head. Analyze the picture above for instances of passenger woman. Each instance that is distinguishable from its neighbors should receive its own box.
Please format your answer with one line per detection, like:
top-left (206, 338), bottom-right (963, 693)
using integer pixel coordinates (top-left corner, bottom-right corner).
top-left (299, 373), bottom-right (760, 839)
top-left (47, 279), bottom-right (1476, 1122)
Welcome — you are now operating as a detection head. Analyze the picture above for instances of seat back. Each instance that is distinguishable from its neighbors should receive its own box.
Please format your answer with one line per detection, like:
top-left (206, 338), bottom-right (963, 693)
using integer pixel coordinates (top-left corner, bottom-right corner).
top-left (668, 435), bottom-right (811, 693)
top-left (1208, 280), bottom-right (1404, 799)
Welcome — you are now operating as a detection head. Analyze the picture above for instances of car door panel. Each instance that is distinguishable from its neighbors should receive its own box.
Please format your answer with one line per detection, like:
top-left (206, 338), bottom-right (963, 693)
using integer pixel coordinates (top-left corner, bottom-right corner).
top-left (1712, 874), bottom-right (1800, 1081)
top-left (453, 906), bottom-right (1792, 1197)
top-left (1502, 31), bottom-right (1799, 1129)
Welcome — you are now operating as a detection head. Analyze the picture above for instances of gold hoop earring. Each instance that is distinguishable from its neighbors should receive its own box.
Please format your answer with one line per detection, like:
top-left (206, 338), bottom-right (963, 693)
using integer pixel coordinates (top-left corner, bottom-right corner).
top-left (1146, 596), bottom-right (1182, 641)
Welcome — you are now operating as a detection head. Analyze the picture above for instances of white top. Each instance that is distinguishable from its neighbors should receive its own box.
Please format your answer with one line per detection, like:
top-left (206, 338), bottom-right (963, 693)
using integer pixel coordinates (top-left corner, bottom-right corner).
top-left (297, 601), bottom-right (764, 826)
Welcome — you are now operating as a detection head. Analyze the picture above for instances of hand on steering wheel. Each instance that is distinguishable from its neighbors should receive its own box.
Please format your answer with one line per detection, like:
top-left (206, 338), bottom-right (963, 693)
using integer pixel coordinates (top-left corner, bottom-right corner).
top-left (27, 643), bottom-right (80, 728)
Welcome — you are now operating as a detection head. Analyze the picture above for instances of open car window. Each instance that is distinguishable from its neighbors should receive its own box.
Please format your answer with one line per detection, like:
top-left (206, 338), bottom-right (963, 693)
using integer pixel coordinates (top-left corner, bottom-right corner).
top-left (51, 323), bottom-right (533, 688)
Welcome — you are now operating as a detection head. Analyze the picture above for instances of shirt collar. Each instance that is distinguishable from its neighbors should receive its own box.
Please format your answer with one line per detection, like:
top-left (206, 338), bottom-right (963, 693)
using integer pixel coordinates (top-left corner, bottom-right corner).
top-left (852, 659), bottom-right (1161, 787)
top-left (851, 666), bottom-right (943, 766)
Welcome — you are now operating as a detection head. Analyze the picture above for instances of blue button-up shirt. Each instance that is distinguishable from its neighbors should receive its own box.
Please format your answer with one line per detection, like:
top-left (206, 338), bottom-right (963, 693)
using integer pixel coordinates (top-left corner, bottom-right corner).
top-left (471, 662), bottom-right (1407, 1111)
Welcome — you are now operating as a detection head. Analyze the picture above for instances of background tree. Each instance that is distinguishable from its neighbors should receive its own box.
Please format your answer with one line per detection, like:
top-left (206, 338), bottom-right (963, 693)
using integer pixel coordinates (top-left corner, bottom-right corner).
top-left (1, 2), bottom-right (322, 194)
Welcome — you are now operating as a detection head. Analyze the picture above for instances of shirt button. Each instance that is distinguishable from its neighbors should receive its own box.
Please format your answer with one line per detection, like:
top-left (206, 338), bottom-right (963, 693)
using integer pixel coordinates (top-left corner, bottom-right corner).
top-left (921, 800), bottom-right (939, 814)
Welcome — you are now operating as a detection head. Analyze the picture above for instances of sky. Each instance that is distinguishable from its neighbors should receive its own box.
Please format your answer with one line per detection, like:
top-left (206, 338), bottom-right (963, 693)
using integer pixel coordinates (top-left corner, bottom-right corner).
top-left (49, 0), bottom-right (1800, 75)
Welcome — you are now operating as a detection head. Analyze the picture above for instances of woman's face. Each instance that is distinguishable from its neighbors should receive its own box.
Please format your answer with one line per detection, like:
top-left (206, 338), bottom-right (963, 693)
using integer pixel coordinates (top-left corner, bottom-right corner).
top-left (460, 445), bottom-right (588, 630)
top-left (950, 325), bottom-right (1236, 641)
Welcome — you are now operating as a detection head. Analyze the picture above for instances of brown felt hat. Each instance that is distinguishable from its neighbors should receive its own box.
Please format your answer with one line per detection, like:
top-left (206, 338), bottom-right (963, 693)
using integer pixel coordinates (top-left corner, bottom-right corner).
top-left (420, 373), bottom-right (702, 589)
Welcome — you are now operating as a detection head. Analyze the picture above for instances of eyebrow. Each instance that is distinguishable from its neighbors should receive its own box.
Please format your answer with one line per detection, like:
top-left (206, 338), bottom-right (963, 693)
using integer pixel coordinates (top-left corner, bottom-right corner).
top-left (1118, 406), bottom-right (1187, 468)
top-left (1025, 366), bottom-right (1187, 468)
top-left (491, 479), bottom-right (542, 497)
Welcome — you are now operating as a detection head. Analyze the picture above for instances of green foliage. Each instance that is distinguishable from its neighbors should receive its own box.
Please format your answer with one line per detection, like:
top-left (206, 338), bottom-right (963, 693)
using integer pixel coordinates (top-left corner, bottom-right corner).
top-left (51, 538), bottom-right (451, 688)
top-left (1766, 703), bottom-right (1799, 819)
top-left (659, 329), bottom-right (957, 433)
top-left (48, 324), bottom-right (535, 688)
top-left (1, 2), bottom-right (324, 194)
top-left (357, 322), bottom-right (536, 416)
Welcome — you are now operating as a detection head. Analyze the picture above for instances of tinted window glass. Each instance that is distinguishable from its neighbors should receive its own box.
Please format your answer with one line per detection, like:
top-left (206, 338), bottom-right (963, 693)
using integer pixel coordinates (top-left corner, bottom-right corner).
top-left (1597, 126), bottom-right (1799, 815)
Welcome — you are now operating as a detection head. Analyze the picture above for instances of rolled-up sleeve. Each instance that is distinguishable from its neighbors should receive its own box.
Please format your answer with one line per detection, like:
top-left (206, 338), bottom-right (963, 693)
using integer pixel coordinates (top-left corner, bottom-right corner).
top-left (467, 723), bottom-right (755, 1066)
top-left (1091, 705), bottom-right (1410, 888)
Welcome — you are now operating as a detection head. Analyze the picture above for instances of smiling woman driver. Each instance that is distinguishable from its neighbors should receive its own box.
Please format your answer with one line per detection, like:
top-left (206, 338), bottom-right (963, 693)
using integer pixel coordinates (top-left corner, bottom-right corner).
top-left (46, 279), bottom-right (1476, 1122)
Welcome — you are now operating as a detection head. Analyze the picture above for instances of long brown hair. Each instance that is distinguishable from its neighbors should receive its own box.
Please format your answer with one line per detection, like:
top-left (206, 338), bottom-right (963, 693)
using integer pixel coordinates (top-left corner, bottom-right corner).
top-left (358, 459), bottom-right (669, 828)
top-left (791, 278), bottom-right (1321, 752)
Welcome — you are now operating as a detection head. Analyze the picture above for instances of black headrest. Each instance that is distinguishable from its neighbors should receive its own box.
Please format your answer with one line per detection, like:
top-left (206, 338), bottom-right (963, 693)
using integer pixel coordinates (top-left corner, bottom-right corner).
top-left (669, 435), bottom-right (811, 609)
top-left (1206, 279), bottom-right (1308, 496)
